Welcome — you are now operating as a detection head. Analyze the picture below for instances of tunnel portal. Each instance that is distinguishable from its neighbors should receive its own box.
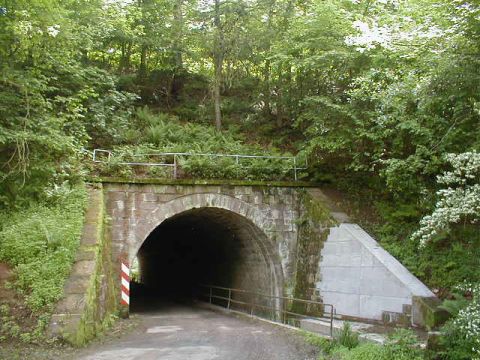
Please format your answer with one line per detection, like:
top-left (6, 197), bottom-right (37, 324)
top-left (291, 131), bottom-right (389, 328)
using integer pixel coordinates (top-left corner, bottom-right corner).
top-left (132, 207), bottom-right (279, 309)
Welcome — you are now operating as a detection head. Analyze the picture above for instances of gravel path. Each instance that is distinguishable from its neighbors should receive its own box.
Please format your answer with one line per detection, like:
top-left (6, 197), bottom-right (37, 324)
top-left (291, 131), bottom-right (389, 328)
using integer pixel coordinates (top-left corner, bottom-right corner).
top-left (76, 303), bottom-right (319, 360)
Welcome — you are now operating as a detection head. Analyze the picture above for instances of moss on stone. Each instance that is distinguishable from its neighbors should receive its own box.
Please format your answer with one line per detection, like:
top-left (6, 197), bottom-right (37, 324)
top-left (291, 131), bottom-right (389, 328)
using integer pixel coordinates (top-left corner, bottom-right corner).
top-left (63, 185), bottom-right (119, 346)
top-left (86, 176), bottom-right (318, 188)
top-left (291, 190), bottom-right (337, 314)
top-left (413, 296), bottom-right (450, 330)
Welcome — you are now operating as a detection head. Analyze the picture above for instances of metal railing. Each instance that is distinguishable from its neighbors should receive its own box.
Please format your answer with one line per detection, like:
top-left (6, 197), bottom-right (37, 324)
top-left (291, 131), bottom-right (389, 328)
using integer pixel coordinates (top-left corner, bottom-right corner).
top-left (92, 149), bottom-right (306, 181)
top-left (197, 284), bottom-right (335, 337)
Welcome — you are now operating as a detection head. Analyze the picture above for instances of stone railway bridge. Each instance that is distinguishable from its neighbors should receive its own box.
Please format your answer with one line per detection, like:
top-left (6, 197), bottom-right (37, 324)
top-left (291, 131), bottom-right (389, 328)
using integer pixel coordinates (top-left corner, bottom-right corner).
top-left (50, 179), bottom-right (438, 345)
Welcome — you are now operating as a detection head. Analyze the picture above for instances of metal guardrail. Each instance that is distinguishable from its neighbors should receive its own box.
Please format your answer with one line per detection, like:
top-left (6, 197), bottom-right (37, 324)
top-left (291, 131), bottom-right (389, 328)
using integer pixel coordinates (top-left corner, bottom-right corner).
top-left (92, 149), bottom-right (306, 181)
top-left (198, 284), bottom-right (335, 337)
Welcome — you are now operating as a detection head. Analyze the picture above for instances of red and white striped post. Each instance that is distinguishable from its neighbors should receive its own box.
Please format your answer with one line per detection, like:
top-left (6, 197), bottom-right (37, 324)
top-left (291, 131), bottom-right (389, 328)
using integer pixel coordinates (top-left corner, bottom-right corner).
top-left (120, 261), bottom-right (130, 318)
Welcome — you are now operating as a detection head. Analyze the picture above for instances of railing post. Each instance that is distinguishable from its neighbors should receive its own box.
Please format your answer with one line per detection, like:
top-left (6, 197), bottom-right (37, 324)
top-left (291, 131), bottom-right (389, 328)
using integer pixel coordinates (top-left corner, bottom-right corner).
top-left (235, 155), bottom-right (239, 165)
top-left (227, 289), bottom-right (232, 309)
top-left (293, 157), bottom-right (297, 181)
top-left (330, 306), bottom-right (334, 338)
top-left (173, 154), bottom-right (177, 179)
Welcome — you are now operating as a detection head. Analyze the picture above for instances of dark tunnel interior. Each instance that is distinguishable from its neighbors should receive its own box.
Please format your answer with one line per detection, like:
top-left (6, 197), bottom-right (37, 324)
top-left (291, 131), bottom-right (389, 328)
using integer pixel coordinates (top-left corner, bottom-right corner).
top-left (130, 207), bottom-right (277, 311)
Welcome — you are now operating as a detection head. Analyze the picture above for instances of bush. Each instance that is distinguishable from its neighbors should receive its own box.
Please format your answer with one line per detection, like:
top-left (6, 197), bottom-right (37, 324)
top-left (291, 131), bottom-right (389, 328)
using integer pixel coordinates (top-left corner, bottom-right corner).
top-left (440, 283), bottom-right (480, 360)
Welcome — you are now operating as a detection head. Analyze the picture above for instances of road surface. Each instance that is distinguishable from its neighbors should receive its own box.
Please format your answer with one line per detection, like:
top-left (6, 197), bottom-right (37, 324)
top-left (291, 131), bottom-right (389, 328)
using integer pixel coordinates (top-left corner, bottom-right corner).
top-left (77, 302), bottom-right (319, 360)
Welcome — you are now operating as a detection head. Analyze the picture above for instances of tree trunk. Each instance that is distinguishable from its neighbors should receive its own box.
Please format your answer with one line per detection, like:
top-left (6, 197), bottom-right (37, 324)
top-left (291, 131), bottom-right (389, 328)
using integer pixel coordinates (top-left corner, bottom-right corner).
top-left (173, 0), bottom-right (184, 70)
top-left (171, 0), bottom-right (184, 101)
top-left (213, 0), bottom-right (224, 131)
top-left (138, 44), bottom-right (148, 79)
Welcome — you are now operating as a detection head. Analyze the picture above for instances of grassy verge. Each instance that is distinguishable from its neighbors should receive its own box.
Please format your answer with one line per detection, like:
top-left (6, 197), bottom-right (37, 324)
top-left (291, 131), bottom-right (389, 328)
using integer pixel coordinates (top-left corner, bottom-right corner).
top-left (303, 323), bottom-right (424, 360)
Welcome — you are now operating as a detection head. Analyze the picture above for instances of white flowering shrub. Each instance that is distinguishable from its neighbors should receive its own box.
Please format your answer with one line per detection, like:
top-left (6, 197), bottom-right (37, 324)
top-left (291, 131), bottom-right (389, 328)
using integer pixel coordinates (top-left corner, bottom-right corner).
top-left (412, 152), bottom-right (480, 247)
top-left (441, 283), bottom-right (480, 360)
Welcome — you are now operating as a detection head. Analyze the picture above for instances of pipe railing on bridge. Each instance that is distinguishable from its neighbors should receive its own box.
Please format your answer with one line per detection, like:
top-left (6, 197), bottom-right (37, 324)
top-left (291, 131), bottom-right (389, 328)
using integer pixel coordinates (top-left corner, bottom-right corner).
top-left (197, 284), bottom-right (335, 337)
top-left (91, 149), bottom-right (306, 181)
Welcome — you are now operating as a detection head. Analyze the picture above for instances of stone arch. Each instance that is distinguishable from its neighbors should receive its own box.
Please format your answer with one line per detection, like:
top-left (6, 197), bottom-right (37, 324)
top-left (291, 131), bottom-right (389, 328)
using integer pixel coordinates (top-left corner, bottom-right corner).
top-left (129, 193), bottom-right (285, 299)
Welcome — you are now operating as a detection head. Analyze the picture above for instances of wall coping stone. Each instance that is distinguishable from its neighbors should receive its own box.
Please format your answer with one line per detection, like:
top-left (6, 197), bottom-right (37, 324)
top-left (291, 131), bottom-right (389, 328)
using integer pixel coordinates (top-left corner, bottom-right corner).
top-left (86, 176), bottom-right (319, 188)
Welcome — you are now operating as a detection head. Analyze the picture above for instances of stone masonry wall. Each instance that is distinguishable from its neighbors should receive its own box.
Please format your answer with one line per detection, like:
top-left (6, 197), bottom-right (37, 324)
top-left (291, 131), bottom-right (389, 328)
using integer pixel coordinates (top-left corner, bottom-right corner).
top-left (49, 184), bottom-right (118, 345)
top-left (104, 183), bottom-right (302, 301)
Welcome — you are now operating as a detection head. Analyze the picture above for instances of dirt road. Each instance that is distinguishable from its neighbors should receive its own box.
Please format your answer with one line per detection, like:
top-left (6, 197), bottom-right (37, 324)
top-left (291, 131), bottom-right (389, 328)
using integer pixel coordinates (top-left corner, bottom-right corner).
top-left (77, 303), bottom-right (319, 360)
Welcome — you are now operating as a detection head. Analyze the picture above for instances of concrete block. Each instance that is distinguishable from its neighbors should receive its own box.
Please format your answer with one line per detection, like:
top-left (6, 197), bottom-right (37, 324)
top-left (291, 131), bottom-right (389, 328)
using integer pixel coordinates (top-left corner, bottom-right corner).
top-left (321, 253), bottom-right (362, 267)
top-left (321, 241), bottom-right (362, 256)
top-left (359, 295), bottom-right (411, 320)
top-left (412, 296), bottom-right (450, 329)
top-left (359, 267), bottom-right (412, 298)
top-left (299, 319), bottom-right (333, 336)
top-left (319, 267), bottom-right (361, 294)
top-left (321, 291), bottom-right (361, 318)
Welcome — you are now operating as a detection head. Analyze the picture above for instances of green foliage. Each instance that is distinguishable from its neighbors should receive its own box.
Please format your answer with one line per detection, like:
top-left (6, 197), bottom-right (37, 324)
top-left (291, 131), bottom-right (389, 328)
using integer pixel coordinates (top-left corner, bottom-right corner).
top-left (440, 293), bottom-right (471, 317)
top-left (315, 329), bottom-right (423, 360)
top-left (94, 108), bottom-right (294, 181)
top-left (0, 184), bottom-right (87, 314)
top-left (336, 322), bottom-right (359, 350)
top-left (303, 331), bottom-right (335, 354)
top-left (439, 283), bottom-right (480, 360)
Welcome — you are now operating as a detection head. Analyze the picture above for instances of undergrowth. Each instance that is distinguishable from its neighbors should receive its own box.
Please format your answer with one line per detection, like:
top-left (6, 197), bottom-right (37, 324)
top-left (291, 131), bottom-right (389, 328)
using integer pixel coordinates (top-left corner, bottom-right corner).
top-left (0, 184), bottom-right (87, 342)
top-left (93, 108), bottom-right (302, 181)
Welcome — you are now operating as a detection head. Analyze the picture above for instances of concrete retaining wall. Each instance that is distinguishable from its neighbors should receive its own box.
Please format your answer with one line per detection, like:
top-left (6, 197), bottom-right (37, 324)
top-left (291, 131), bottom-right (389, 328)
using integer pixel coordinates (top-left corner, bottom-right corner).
top-left (317, 223), bottom-right (435, 325)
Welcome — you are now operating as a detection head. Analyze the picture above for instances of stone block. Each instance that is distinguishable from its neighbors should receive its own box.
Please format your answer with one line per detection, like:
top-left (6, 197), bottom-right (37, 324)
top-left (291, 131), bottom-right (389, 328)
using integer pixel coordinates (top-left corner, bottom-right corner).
top-left (105, 184), bottom-right (128, 192)
top-left (140, 192), bottom-right (158, 202)
top-left (49, 313), bottom-right (82, 337)
top-left (71, 260), bottom-right (96, 276)
top-left (157, 194), bottom-right (180, 202)
top-left (234, 186), bottom-right (252, 195)
top-left (55, 294), bottom-right (86, 313)
top-left (64, 275), bottom-right (92, 294)
top-left (252, 194), bottom-right (263, 205)
top-left (137, 203), bottom-right (160, 213)
top-left (75, 250), bottom-right (96, 261)
top-left (106, 191), bottom-right (127, 201)
top-left (114, 200), bottom-right (125, 211)
top-left (81, 224), bottom-right (98, 245)
top-left (382, 310), bottom-right (411, 327)
top-left (412, 296), bottom-right (450, 329)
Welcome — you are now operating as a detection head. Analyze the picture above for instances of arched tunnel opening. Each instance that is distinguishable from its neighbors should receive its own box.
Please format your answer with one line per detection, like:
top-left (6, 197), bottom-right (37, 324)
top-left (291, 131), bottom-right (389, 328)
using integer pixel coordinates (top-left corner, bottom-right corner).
top-left (130, 207), bottom-right (281, 313)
